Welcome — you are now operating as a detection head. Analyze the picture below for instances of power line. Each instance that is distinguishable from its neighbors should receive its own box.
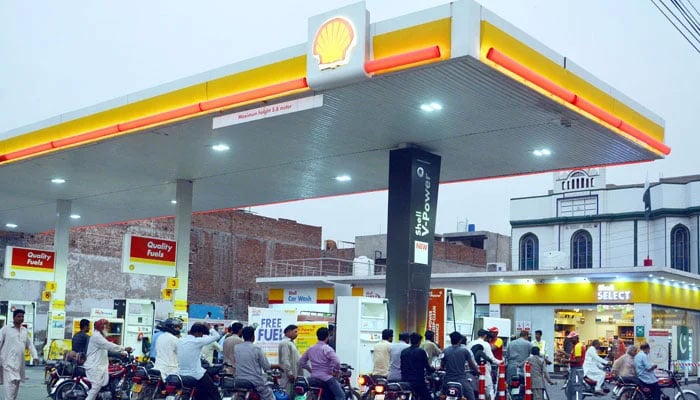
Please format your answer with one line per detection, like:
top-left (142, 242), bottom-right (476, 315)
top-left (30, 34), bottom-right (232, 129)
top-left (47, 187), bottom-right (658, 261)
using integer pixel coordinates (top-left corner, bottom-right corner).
top-left (651, 0), bottom-right (700, 53)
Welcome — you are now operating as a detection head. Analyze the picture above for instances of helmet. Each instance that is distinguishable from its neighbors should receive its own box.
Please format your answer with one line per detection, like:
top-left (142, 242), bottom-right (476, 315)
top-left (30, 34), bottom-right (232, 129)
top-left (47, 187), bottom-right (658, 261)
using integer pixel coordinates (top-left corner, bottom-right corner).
top-left (163, 318), bottom-right (183, 335)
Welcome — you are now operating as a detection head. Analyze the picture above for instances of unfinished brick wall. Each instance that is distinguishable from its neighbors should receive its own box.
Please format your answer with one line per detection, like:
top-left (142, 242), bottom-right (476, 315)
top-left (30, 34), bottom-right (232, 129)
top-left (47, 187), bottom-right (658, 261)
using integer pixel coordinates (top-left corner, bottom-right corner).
top-left (433, 241), bottom-right (487, 266)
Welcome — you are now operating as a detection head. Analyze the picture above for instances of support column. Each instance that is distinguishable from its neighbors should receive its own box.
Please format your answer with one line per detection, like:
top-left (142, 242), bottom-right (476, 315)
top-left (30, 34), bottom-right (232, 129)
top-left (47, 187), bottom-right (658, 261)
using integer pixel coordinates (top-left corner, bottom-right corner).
top-left (385, 147), bottom-right (441, 335)
top-left (53, 200), bottom-right (71, 304)
top-left (174, 180), bottom-right (193, 306)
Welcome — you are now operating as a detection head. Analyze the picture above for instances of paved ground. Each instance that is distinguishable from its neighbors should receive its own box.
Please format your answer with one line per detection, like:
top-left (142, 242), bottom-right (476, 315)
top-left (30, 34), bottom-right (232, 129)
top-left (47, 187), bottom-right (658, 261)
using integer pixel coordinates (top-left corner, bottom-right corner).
top-left (6, 365), bottom-right (700, 400)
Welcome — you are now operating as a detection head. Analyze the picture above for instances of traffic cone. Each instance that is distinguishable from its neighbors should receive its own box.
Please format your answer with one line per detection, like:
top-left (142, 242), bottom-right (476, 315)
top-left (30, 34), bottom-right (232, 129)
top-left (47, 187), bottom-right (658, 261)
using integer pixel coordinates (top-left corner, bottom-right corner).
top-left (479, 363), bottom-right (487, 400)
top-left (497, 363), bottom-right (506, 400)
top-left (524, 362), bottom-right (532, 400)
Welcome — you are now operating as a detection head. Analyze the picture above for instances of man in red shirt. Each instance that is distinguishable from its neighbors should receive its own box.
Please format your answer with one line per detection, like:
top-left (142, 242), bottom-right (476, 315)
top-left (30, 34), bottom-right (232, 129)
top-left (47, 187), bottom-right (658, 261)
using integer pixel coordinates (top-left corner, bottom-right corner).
top-left (563, 332), bottom-right (585, 400)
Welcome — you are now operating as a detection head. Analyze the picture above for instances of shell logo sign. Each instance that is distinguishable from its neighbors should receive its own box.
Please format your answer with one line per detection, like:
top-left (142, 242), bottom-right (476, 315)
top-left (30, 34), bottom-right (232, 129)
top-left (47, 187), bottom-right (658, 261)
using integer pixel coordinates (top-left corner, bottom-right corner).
top-left (312, 17), bottom-right (357, 70)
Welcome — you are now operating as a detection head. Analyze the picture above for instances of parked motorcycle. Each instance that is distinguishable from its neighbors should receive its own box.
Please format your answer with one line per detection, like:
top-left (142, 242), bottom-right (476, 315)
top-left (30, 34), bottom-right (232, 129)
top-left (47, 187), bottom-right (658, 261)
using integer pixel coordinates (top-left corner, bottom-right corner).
top-left (613, 369), bottom-right (698, 400)
top-left (53, 349), bottom-right (137, 400)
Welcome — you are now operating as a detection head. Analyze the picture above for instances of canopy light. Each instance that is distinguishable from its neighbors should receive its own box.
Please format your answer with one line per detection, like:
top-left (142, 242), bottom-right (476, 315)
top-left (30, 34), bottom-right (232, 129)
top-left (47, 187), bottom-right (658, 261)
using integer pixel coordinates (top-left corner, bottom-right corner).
top-left (51, 178), bottom-right (66, 184)
top-left (70, 214), bottom-right (81, 219)
top-left (335, 175), bottom-right (352, 182)
top-left (5, 223), bottom-right (18, 228)
top-left (212, 144), bottom-right (230, 152)
top-left (532, 148), bottom-right (552, 157)
top-left (420, 102), bottom-right (442, 112)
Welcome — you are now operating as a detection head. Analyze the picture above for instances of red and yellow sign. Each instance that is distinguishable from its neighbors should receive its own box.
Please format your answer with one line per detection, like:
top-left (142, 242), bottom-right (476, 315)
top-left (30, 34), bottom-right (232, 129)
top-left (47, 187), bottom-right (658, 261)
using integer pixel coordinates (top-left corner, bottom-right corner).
top-left (3, 246), bottom-right (55, 281)
top-left (427, 288), bottom-right (447, 348)
top-left (121, 234), bottom-right (176, 277)
top-left (312, 17), bottom-right (357, 70)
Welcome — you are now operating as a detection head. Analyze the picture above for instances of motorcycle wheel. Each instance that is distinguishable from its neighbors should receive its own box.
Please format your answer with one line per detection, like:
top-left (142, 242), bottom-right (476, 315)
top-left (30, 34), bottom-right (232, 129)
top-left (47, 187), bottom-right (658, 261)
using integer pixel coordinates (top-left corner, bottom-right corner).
top-left (54, 381), bottom-right (87, 400)
top-left (616, 388), bottom-right (643, 400)
top-left (675, 390), bottom-right (700, 400)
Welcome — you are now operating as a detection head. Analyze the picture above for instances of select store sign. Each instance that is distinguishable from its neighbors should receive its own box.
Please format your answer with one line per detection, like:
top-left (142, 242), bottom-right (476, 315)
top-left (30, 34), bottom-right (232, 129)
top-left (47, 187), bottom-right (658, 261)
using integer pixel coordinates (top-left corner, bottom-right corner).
top-left (3, 246), bottom-right (55, 281)
top-left (122, 234), bottom-right (177, 277)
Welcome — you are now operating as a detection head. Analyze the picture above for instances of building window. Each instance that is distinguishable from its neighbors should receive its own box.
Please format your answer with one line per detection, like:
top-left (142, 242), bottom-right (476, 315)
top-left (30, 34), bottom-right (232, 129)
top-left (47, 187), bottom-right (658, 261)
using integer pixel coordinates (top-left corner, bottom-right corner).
top-left (558, 196), bottom-right (598, 217)
top-left (519, 234), bottom-right (539, 270)
top-left (571, 230), bottom-right (592, 269)
top-left (670, 224), bottom-right (690, 272)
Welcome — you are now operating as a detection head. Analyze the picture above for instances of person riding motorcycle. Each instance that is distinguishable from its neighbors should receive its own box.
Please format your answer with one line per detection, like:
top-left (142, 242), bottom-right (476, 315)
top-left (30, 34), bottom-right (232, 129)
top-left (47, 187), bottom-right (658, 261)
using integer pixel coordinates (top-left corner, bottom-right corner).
top-left (583, 339), bottom-right (609, 395)
top-left (83, 318), bottom-right (132, 400)
top-left (442, 331), bottom-right (479, 400)
top-left (154, 317), bottom-right (183, 379)
top-left (298, 327), bottom-right (344, 400)
top-left (176, 322), bottom-right (221, 400)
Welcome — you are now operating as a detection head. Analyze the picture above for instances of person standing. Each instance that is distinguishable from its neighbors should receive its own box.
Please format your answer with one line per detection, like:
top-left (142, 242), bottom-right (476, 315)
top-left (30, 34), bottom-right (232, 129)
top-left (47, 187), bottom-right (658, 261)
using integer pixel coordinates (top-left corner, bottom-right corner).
top-left (72, 318), bottom-right (91, 355)
top-left (608, 335), bottom-right (627, 361)
top-left (278, 324), bottom-right (301, 394)
top-left (223, 322), bottom-right (244, 374)
top-left (0, 309), bottom-right (39, 400)
top-left (532, 330), bottom-right (551, 365)
top-left (421, 330), bottom-right (441, 367)
top-left (201, 325), bottom-right (223, 364)
top-left (468, 329), bottom-right (501, 400)
top-left (634, 343), bottom-right (661, 400)
top-left (505, 330), bottom-right (532, 381)
top-left (400, 332), bottom-right (435, 400)
top-left (562, 332), bottom-right (585, 400)
top-left (235, 326), bottom-right (278, 400)
top-left (372, 329), bottom-right (393, 378)
top-left (298, 327), bottom-right (344, 400)
top-left (83, 319), bottom-right (131, 400)
top-left (387, 332), bottom-right (410, 381)
top-left (583, 340), bottom-right (608, 394)
top-left (177, 323), bottom-right (221, 400)
top-left (526, 347), bottom-right (553, 400)
top-left (442, 331), bottom-right (479, 400)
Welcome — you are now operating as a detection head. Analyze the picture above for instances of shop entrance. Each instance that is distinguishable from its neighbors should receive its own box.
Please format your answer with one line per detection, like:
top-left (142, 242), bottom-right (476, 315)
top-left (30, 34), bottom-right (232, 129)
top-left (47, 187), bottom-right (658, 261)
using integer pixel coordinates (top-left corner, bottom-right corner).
top-left (553, 305), bottom-right (634, 372)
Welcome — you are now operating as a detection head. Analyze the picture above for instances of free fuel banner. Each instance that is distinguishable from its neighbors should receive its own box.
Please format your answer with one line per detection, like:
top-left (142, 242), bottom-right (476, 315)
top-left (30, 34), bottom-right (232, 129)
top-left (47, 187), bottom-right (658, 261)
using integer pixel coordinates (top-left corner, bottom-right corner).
top-left (3, 246), bottom-right (55, 280)
top-left (121, 234), bottom-right (177, 277)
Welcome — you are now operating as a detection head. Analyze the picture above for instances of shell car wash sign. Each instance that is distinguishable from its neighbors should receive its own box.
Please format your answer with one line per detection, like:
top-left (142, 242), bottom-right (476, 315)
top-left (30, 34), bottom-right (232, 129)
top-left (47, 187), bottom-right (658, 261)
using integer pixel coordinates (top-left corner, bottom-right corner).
top-left (306, 1), bottom-right (369, 90)
top-left (121, 234), bottom-right (176, 277)
top-left (3, 246), bottom-right (55, 281)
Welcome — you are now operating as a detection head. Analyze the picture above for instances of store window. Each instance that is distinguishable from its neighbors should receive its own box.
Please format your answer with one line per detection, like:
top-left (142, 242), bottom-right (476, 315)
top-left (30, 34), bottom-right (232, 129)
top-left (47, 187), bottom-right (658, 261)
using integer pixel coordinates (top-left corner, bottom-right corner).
top-left (670, 224), bottom-right (690, 272)
top-left (571, 229), bottom-right (592, 269)
top-left (519, 233), bottom-right (539, 270)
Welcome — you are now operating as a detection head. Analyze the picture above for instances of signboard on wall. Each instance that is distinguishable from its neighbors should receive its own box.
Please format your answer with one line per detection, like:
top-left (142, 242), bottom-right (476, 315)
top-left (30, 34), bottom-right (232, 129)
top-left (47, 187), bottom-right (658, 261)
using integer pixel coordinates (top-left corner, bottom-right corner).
top-left (648, 329), bottom-right (669, 366)
top-left (248, 307), bottom-right (298, 363)
top-left (121, 234), bottom-right (176, 276)
top-left (3, 246), bottom-right (55, 281)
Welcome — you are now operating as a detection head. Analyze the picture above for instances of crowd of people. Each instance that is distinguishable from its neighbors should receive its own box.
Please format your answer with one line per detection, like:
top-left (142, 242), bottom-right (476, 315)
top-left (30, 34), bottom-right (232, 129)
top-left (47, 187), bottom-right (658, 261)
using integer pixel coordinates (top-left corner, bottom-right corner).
top-left (0, 313), bottom-right (666, 400)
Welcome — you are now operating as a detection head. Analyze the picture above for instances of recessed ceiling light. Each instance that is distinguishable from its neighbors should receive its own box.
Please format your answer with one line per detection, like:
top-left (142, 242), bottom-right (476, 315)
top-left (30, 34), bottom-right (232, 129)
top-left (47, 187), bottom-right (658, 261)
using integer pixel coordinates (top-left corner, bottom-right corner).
top-left (70, 214), bottom-right (81, 219)
top-left (5, 223), bottom-right (18, 228)
top-left (211, 143), bottom-right (230, 152)
top-left (420, 102), bottom-right (442, 112)
top-left (648, 274), bottom-right (654, 278)
top-left (533, 148), bottom-right (552, 157)
top-left (335, 175), bottom-right (351, 182)
top-left (51, 178), bottom-right (66, 184)
top-left (171, 200), bottom-right (177, 204)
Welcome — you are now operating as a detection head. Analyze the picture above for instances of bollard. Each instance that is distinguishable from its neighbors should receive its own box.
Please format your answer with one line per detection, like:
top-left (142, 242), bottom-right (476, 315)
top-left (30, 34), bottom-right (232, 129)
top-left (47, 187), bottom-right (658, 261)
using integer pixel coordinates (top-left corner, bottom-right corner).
top-left (479, 363), bottom-right (487, 400)
top-left (497, 363), bottom-right (506, 400)
top-left (524, 362), bottom-right (532, 400)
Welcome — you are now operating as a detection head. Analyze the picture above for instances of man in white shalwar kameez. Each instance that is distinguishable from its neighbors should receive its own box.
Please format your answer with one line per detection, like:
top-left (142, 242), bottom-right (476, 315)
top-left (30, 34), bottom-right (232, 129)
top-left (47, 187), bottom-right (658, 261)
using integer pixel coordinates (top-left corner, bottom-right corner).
top-left (83, 318), bottom-right (131, 400)
top-left (583, 339), bottom-right (609, 395)
top-left (0, 309), bottom-right (39, 400)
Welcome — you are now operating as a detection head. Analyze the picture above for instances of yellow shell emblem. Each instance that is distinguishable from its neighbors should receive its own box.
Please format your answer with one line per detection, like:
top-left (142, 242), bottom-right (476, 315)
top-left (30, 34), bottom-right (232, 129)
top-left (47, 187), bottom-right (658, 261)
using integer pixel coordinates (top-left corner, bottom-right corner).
top-left (312, 17), bottom-right (356, 70)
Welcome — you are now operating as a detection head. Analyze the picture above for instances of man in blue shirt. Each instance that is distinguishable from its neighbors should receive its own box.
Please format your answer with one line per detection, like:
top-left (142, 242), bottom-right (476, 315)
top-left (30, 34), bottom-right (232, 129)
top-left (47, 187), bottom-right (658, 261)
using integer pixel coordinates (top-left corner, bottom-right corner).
top-left (177, 323), bottom-right (221, 400)
top-left (634, 343), bottom-right (660, 400)
top-left (149, 321), bottom-right (164, 362)
top-left (442, 331), bottom-right (479, 400)
top-left (400, 332), bottom-right (435, 400)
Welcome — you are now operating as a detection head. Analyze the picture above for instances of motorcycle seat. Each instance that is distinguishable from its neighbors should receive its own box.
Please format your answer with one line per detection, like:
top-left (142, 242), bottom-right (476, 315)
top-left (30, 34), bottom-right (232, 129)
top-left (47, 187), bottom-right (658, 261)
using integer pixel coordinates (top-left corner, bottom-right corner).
top-left (234, 379), bottom-right (256, 389)
top-left (620, 377), bottom-right (641, 386)
top-left (307, 377), bottom-right (327, 388)
top-left (387, 382), bottom-right (412, 391)
top-left (148, 368), bottom-right (161, 376)
top-left (165, 374), bottom-right (198, 388)
top-left (584, 376), bottom-right (597, 386)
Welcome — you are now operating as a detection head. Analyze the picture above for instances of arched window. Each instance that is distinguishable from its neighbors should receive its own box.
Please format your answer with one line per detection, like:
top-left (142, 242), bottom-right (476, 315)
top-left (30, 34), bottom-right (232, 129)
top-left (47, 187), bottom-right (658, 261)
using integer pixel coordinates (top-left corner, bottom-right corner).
top-left (571, 230), bottom-right (593, 269)
top-left (670, 224), bottom-right (690, 272)
top-left (519, 233), bottom-right (539, 270)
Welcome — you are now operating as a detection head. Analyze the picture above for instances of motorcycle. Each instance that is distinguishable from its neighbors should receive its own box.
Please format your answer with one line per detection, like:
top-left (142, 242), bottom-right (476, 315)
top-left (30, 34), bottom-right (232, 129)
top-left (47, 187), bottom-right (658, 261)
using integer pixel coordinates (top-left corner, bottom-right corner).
top-left (53, 349), bottom-right (137, 400)
top-left (162, 364), bottom-right (223, 400)
top-left (130, 364), bottom-right (164, 400)
top-left (357, 374), bottom-right (388, 400)
top-left (443, 381), bottom-right (465, 400)
top-left (613, 369), bottom-right (699, 400)
top-left (46, 358), bottom-right (79, 397)
top-left (293, 364), bottom-right (360, 400)
top-left (221, 366), bottom-right (286, 400)
top-left (508, 372), bottom-right (524, 400)
top-left (561, 365), bottom-right (614, 400)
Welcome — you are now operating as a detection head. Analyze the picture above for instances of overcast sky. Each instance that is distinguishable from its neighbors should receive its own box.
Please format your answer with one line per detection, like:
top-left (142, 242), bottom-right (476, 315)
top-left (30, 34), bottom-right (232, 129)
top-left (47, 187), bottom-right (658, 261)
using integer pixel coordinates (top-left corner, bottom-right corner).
top-left (1, 0), bottom-right (698, 245)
